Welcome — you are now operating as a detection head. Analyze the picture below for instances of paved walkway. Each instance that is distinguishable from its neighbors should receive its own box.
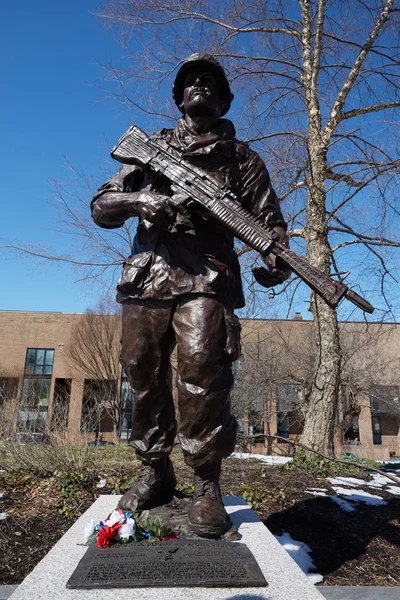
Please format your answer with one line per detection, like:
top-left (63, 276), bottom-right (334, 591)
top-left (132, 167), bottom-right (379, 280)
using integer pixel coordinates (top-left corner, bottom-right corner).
top-left (0, 586), bottom-right (18, 600)
top-left (2, 584), bottom-right (400, 599)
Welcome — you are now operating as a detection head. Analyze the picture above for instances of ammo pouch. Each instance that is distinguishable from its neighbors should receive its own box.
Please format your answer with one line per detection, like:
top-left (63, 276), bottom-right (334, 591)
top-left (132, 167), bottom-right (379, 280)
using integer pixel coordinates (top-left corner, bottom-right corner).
top-left (224, 309), bottom-right (242, 362)
top-left (117, 252), bottom-right (153, 294)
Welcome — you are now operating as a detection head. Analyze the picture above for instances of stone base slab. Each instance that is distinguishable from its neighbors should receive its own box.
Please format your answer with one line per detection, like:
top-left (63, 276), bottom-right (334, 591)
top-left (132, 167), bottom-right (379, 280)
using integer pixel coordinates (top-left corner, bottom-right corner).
top-left (9, 495), bottom-right (324, 600)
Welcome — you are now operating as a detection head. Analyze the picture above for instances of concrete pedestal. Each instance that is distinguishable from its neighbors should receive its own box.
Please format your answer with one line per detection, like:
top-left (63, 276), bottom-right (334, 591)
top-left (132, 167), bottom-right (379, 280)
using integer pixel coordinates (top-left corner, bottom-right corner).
top-left (9, 495), bottom-right (324, 600)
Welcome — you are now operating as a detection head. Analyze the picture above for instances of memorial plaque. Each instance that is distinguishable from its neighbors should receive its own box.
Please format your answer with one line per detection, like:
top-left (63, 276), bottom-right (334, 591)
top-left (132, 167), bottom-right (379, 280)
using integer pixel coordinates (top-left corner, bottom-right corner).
top-left (66, 540), bottom-right (268, 589)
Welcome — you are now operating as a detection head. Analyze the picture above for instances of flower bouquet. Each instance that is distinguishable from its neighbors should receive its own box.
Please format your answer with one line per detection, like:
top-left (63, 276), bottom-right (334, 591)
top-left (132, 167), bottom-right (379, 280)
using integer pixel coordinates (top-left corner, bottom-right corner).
top-left (83, 508), bottom-right (179, 548)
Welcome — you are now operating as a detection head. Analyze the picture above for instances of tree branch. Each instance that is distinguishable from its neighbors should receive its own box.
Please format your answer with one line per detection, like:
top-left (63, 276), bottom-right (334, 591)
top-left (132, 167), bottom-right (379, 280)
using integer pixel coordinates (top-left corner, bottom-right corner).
top-left (323, 0), bottom-right (395, 140)
top-left (341, 100), bottom-right (400, 120)
top-left (237, 433), bottom-right (400, 485)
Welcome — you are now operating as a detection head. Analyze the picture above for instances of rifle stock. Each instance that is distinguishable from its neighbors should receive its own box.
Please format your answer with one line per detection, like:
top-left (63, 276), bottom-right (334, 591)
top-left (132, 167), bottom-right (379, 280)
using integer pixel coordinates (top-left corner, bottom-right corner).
top-left (111, 125), bottom-right (374, 314)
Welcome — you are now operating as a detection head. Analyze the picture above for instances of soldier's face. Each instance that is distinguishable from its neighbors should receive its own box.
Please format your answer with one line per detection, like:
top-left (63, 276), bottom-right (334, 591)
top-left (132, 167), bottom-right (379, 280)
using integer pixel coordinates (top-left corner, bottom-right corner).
top-left (182, 70), bottom-right (224, 118)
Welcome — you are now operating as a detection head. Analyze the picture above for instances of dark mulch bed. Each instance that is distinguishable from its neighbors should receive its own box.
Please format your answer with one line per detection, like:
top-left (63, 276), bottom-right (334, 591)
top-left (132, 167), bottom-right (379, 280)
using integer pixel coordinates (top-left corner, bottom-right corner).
top-left (0, 453), bottom-right (399, 587)
top-left (0, 472), bottom-right (97, 584)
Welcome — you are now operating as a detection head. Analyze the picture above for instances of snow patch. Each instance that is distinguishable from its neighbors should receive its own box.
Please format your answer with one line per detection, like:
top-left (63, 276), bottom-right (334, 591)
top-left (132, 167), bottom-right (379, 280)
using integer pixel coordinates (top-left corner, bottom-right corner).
top-left (332, 486), bottom-right (387, 506)
top-left (387, 486), bottom-right (400, 495)
top-left (305, 489), bottom-right (328, 497)
top-left (274, 532), bottom-right (323, 584)
top-left (230, 452), bottom-right (292, 465)
top-left (369, 474), bottom-right (394, 487)
top-left (326, 477), bottom-right (366, 487)
top-left (0, 512), bottom-right (7, 520)
top-left (327, 473), bottom-right (399, 490)
top-left (331, 496), bottom-right (357, 512)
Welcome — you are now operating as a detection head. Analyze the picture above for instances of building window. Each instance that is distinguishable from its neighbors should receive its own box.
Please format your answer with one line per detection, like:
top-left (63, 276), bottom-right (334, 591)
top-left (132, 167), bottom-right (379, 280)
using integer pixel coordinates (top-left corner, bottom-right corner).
top-left (19, 348), bottom-right (54, 432)
top-left (81, 379), bottom-right (116, 435)
top-left (277, 416), bottom-right (290, 439)
top-left (345, 415), bottom-right (360, 443)
top-left (372, 416), bottom-right (382, 445)
top-left (51, 378), bottom-right (71, 429)
top-left (276, 383), bottom-right (302, 440)
top-left (0, 378), bottom-right (19, 404)
top-left (119, 370), bottom-right (133, 440)
top-left (24, 348), bottom-right (54, 377)
top-left (277, 383), bottom-right (302, 412)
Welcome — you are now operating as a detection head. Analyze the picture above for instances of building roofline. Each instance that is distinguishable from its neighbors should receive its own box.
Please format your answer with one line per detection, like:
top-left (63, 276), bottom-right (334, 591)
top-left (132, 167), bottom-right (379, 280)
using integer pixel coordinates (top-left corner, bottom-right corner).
top-left (240, 317), bottom-right (399, 325)
top-left (0, 309), bottom-right (397, 325)
top-left (0, 309), bottom-right (86, 315)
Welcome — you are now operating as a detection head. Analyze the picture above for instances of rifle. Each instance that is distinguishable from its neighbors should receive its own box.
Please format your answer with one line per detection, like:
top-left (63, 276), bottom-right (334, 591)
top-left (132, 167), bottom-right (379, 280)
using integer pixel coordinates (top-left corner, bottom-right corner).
top-left (111, 125), bottom-right (374, 314)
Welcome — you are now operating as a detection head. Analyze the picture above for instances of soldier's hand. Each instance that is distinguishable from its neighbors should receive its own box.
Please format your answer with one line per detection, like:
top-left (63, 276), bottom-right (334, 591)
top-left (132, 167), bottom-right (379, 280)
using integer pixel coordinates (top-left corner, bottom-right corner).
top-left (252, 265), bottom-right (290, 288)
top-left (272, 226), bottom-right (289, 248)
top-left (252, 226), bottom-right (291, 288)
top-left (136, 192), bottom-right (175, 229)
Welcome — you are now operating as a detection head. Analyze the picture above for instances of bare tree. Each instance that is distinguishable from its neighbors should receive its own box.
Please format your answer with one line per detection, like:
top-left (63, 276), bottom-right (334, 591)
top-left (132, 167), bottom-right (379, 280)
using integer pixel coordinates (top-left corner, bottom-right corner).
top-left (67, 300), bottom-right (123, 436)
top-left (3, 2), bottom-right (399, 454)
top-left (231, 320), bottom-right (315, 447)
top-left (338, 321), bottom-right (400, 438)
top-left (233, 319), bottom-right (400, 454)
top-left (3, 161), bottom-right (138, 296)
top-left (94, 0), bottom-right (400, 455)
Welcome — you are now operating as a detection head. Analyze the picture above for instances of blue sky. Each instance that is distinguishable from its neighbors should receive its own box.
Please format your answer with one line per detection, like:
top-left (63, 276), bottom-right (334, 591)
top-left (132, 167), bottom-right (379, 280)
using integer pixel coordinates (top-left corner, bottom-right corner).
top-left (1, 1), bottom-right (137, 312)
top-left (0, 2), bottom-right (397, 320)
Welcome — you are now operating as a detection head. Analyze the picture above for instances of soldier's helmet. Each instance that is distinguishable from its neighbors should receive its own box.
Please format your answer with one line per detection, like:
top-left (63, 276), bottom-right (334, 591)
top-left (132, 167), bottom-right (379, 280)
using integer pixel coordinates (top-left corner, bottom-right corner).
top-left (172, 53), bottom-right (234, 116)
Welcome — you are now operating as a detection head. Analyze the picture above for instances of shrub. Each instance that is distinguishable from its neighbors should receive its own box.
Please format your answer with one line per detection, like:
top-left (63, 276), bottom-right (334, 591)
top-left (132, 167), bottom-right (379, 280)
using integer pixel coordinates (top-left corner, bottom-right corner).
top-left (283, 450), bottom-right (364, 478)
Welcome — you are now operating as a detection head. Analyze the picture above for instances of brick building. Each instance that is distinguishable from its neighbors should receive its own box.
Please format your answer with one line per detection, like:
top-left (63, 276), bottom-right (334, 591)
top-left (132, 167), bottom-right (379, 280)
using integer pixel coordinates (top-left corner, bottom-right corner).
top-left (0, 310), bottom-right (399, 459)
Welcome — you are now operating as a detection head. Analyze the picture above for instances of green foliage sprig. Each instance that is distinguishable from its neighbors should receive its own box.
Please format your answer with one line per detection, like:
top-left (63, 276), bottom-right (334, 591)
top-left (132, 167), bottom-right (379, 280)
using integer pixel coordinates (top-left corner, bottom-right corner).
top-left (283, 450), bottom-right (366, 478)
top-left (57, 470), bottom-right (96, 519)
top-left (136, 510), bottom-right (174, 542)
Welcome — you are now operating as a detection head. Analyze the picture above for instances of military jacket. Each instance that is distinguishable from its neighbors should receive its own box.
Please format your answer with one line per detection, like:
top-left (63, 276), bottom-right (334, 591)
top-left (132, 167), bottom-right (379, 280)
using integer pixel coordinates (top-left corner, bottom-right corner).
top-left (91, 118), bottom-right (287, 308)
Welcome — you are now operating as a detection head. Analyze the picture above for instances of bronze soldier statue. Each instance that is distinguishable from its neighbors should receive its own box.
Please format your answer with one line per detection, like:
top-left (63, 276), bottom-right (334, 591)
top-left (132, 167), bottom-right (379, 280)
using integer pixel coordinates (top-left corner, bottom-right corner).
top-left (91, 53), bottom-right (289, 538)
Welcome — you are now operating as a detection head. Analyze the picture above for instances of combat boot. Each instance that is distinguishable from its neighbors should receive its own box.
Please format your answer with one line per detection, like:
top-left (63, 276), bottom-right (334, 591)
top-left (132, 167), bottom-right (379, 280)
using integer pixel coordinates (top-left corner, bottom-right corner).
top-left (118, 456), bottom-right (176, 512)
top-left (188, 461), bottom-right (230, 538)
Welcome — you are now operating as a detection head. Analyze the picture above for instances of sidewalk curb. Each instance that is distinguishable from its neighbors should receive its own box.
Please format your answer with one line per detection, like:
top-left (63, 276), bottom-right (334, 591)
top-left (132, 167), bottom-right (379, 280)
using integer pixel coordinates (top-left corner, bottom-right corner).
top-left (0, 586), bottom-right (18, 600)
top-left (319, 587), bottom-right (400, 599)
top-left (2, 584), bottom-right (400, 599)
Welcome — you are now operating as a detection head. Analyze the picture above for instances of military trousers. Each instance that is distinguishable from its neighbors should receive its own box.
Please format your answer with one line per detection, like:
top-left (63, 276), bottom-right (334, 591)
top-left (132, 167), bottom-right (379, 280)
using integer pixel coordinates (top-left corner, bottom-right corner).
top-left (121, 295), bottom-right (238, 468)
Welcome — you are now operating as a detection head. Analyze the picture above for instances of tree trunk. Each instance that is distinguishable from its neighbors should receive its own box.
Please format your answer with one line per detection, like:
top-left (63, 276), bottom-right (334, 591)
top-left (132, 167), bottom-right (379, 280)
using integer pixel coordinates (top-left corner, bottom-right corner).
top-left (301, 296), bottom-right (341, 455)
top-left (300, 132), bottom-right (342, 456)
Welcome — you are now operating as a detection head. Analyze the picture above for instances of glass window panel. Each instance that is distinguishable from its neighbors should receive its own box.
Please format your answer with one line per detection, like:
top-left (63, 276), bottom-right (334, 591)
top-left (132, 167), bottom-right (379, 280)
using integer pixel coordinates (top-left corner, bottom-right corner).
top-left (39, 379), bottom-right (51, 402)
top-left (21, 380), bottom-right (38, 409)
top-left (372, 417), bottom-right (381, 433)
top-left (18, 409), bottom-right (47, 434)
top-left (277, 383), bottom-right (301, 412)
top-left (21, 378), bottom-right (51, 409)
top-left (20, 380), bottom-right (30, 407)
top-left (26, 349), bottom-right (36, 364)
top-left (43, 365), bottom-right (52, 376)
top-left (36, 350), bottom-right (45, 366)
top-left (45, 350), bottom-right (54, 366)
top-left (120, 381), bottom-right (133, 407)
top-left (25, 349), bottom-right (36, 374)
top-left (277, 416), bottom-right (290, 438)
top-left (34, 365), bottom-right (43, 375)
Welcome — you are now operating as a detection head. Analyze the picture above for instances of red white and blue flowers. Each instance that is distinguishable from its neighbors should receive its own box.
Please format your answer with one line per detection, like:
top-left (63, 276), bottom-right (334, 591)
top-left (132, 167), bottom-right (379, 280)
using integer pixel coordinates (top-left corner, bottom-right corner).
top-left (83, 508), bottom-right (179, 548)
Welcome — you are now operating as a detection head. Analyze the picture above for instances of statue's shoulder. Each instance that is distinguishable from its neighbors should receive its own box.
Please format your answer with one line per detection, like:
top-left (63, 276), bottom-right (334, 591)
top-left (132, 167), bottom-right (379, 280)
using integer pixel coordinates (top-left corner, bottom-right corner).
top-left (233, 138), bottom-right (264, 168)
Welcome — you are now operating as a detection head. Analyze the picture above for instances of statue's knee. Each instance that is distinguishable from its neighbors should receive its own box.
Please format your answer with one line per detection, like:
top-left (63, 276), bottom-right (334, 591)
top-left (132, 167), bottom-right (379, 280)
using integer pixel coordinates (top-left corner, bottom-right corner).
top-left (123, 357), bottom-right (144, 385)
top-left (178, 350), bottom-right (220, 390)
